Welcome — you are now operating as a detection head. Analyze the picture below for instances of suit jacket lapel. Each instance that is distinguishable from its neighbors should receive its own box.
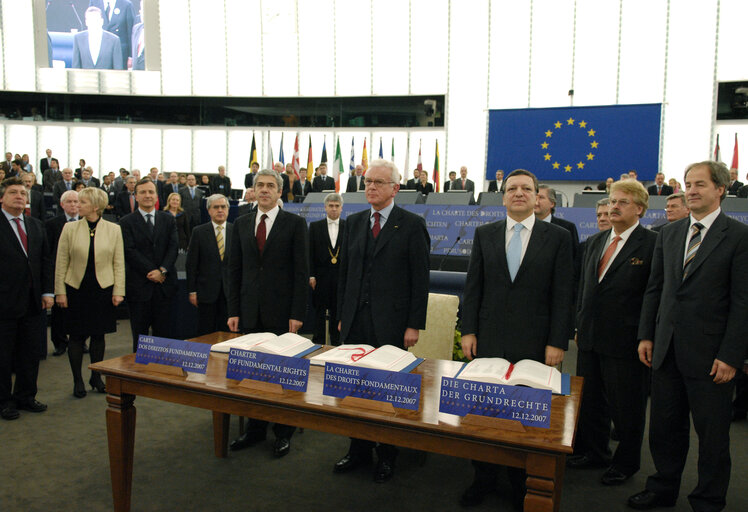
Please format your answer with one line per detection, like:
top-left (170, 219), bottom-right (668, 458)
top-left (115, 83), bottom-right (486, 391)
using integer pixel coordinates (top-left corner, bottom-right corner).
top-left (682, 213), bottom-right (727, 282)
top-left (373, 206), bottom-right (403, 257)
top-left (514, 221), bottom-right (549, 282)
top-left (1, 214), bottom-right (26, 256)
top-left (601, 225), bottom-right (644, 281)
top-left (484, 220), bottom-right (509, 280)
top-left (262, 209), bottom-right (284, 254)
top-left (672, 218), bottom-right (690, 281)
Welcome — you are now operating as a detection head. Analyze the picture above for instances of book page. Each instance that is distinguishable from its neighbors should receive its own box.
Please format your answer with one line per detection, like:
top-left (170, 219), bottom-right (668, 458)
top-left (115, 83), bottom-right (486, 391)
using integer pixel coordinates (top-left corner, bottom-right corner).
top-left (354, 345), bottom-right (417, 372)
top-left (457, 358), bottom-right (512, 383)
top-left (252, 332), bottom-right (315, 356)
top-left (309, 344), bottom-right (375, 366)
top-left (507, 359), bottom-right (561, 393)
top-left (210, 332), bottom-right (277, 353)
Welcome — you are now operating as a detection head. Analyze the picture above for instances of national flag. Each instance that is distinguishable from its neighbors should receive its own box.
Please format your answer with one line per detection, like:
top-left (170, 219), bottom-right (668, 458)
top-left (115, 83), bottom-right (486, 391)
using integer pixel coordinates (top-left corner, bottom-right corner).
top-left (486, 104), bottom-right (662, 181)
top-left (402, 137), bottom-right (410, 183)
top-left (248, 133), bottom-right (258, 167)
top-left (378, 137), bottom-right (383, 159)
top-left (731, 134), bottom-right (738, 170)
top-left (432, 140), bottom-right (440, 192)
top-left (333, 137), bottom-right (344, 192)
top-left (362, 138), bottom-right (368, 173)
top-left (292, 133), bottom-right (300, 179)
top-left (278, 133), bottom-right (285, 165)
top-left (714, 134), bottom-right (721, 162)
top-left (417, 140), bottom-right (423, 173)
top-left (306, 135), bottom-right (314, 182)
top-left (349, 137), bottom-right (355, 173)
top-left (264, 131), bottom-right (273, 170)
top-left (390, 138), bottom-right (395, 162)
top-left (321, 137), bottom-right (328, 164)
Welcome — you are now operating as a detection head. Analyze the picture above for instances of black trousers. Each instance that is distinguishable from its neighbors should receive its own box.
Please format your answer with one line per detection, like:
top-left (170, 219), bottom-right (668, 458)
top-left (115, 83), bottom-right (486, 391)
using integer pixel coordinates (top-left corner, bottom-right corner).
top-left (127, 288), bottom-right (173, 352)
top-left (312, 301), bottom-right (340, 346)
top-left (197, 294), bottom-right (228, 337)
top-left (50, 304), bottom-right (68, 350)
top-left (575, 349), bottom-right (648, 474)
top-left (0, 311), bottom-right (44, 405)
top-left (645, 348), bottom-right (734, 512)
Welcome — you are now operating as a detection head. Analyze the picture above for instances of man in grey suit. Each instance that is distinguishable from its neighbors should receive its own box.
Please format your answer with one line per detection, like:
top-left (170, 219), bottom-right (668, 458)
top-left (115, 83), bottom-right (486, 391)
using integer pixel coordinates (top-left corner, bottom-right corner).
top-left (628, 161), bottom-right (748, 511)
top-left (89, 0), bottom-right (135, 66)
top-left (72, 7), bottom-right (124, 70)
top-left (451, 165), bottom-right (476, 201)
top-left (179, 174), bottom-right (205, 228)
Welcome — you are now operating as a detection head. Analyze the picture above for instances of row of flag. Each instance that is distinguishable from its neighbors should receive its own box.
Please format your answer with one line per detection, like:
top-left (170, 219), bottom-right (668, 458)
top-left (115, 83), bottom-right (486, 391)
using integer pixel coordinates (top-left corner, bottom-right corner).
top-left (714, 133), bottom-right (739, 170)
top-left (248, 132), bottom-right (441, 192)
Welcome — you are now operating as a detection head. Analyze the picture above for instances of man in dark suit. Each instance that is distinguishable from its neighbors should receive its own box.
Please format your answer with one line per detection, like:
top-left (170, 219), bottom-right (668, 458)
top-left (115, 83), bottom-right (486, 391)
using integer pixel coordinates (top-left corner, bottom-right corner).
top-left (226, 169), bottom-right (308, 458)
top-left (186, 194), bottom-right (231, 336)
top-left (405, 169), bottom-right (419, 189)
top-left (236, 188), bottom-right (257, 217)
top-left (451, 166), bottom-right (476, 201)
top-left (112, 168), bottom-right (129, 194)
top-left (89, 0), bottom-right (135, 66)
top-left (161, 172), bottom-right (184, 205)
top-left (487, 169), bottom-right (504, 193)
top-left (309, 193), bottom-right (345, 345)
top-left (460, 169), bottom-right (573, 508)
top-left (443, 170), bottom-right (456, 191)
top-left (628, 161), bottom-right (748, 511)
top-left (80, 167), bottom-right (100, 188)
top-left (211, 166), bottom-right (232, 197)
top-left (114, 176), bottom-right (138, 218)
top-left (100, 174), bottom-right (117, 213)
top-left (0, 177), bottom-right (53, 420)
top-left (292, 168), bottom-right (312, 200)
top-left (45, 190), bottom-right (80, 357)
top-left (345, 165), bottom-right (366, 192)
top-left (72, 7), bottom-right (125, 70)
top-left (52, 168), bottom-right (76, 209)
top-left (727, 168), bottom-right (742, 195)
top-left (312, 163), bottom-right (335, 193)
top-left (179, 174), bottom-right (205, 228)
top-left (652, 192), bottom-right (690, 233)
top-left (334, 160), bottom-right (430, 483)
top-left (42, 158), bottom-right (61, 193)
top-left (272, 162), bottom-right (291, 201)
top-left (21, 172), bottom-right (44, 220)
top-left (120, 178), bottom-right (178, 352)
top-left (39, 149), bottom-right (53, 174)
top-left (647, 173), bottom-right (674, 197)
top-left (244, 162), bottom-right (259, 189)
top-left (1, 152), bottom-right (13, 174)
top-left (570, 179), bottom-right (657, 486)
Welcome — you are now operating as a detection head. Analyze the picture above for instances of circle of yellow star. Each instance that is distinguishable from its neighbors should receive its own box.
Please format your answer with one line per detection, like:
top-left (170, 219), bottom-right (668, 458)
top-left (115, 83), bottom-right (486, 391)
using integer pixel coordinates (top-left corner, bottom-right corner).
top-left (544, 153), bottom-right (552, 161)
top-left (579, 121), bottom-right (587, 128)
top-left (554, 121), bottom-right (562, 129)
top-left (586, 153), bottom-right (595, 161)
top-left (541, 142), bottom-right (549, 149)
top-left (590, 141), bottom-right (599, 148)
top-left (577, 162), bottom-right (585, 169)
top-left (587, 129), bottom-right (596, 137)
top-left (567, 117), bottom-right (575, 125)
top-left (564, 164), bottom-right (572, 172)
top-left (552, 162), bottom-right (560, 169)
top-left (545, 130), bottom-right (553, 138)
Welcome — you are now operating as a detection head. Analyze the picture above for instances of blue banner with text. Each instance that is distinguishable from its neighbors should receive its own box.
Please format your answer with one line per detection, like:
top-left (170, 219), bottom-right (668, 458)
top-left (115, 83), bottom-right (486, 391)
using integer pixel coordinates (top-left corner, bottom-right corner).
top-left (134, 335), bottom-right (211, 374)
top-left (439, 376), bottom-right (552, 428)
top-left (323, 363), bottom-right (422, 411)
top-left (226, 349), bottom-right (310, 392)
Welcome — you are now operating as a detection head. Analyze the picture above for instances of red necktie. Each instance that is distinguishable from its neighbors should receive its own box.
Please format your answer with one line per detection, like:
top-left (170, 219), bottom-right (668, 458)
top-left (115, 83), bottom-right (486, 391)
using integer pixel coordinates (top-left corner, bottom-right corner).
top-left (372, 212), bottom-right (381, 238)
top-left (13, 218), bottom-right (28, 253)
top-left (257, 213), bottom-right (268, 253)
top-left (462, 179), bottom-right (465, 189)
top-left (598, 235), bottom-right (621, 279)
top-left (129, 194), bottom-right (135, 212)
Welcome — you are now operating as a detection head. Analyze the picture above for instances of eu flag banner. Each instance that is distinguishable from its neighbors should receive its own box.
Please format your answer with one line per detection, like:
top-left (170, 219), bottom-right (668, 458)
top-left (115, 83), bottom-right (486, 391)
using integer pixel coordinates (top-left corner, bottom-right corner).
top-left (486, 104), bottom-right (662, 181)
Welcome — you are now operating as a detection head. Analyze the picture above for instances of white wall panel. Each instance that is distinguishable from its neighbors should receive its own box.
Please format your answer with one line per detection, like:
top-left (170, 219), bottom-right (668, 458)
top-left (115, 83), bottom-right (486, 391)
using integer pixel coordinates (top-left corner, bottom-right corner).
top-left (261, 0), bottom-right (298, 97)
top-left (529, 0), bottom-right (574, 108)
top-left (225, 0), bottom-right (263, 96)
top-left (100, 127), bottom-right (131, 175)
top-left (193, 130), bottom-right (227, 175)
top-left (37, 125), bottom-right (69, 168)
top-left (410, 0), bottom-right (448, 95)
top-left (371, 0), bottom-right (409, 95)
top-left (488, 1), bottom-right (531, 109)
top-left (298, 0), bottom-right (335, 96)
top-left (162, 129), bottom-right (192, 173)
top-left (618, 0), bottom-right (667, 104)
top-left (5, 124), bottom-right (36, 168)
top-left (2, 0), bottom-right (35, 91)
top-left (717, 0), bottom-right (748, 81)
top-left (131, 128), bottom-right (162, 174)
top-left (334, 0), bottom-right (371, 96)
top-left (69, 126), bottom-right (101, 176)
top-left (190, 1), bottom-right (227, 96)
top-left (572, 0), bottom-right (619, 106)
top-left (159, 0), bottom-right (192, 95)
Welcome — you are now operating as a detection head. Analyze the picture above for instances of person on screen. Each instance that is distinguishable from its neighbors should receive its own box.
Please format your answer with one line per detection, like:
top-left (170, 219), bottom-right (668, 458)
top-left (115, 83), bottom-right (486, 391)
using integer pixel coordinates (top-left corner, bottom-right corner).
top-left (89, 0), bottom-right (135, 67)
top-left (72, 7), bottom-right (124, 70)
top-left (129, 2), bottom-right (145, 70)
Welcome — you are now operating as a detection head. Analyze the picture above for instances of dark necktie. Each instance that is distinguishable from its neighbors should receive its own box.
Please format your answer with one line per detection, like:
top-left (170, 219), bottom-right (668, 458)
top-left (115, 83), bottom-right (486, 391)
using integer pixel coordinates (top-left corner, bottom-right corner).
top-left (372, 212), bottom-right (381, 238)
top-left (145, 213), bottom-right (154, 235)
top-left (683, 223), bottom-right (703, 279)
top-left (257, 214), bottom-right (268, 253)
top-left (105, 2), bottom-right (111, 21)
top-left (13, 218), bottom-right (28, 253)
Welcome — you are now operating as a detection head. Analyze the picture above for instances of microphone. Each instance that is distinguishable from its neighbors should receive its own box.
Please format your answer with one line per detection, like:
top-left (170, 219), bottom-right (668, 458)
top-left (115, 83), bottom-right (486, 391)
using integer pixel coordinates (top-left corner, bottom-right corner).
top-left (437, 236), bottom-right (461, 271)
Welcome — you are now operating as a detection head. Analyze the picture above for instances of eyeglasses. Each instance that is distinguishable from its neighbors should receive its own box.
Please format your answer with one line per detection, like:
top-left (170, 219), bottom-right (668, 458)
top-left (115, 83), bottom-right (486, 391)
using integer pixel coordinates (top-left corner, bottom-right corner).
top-left (364, 178), bottom-right (394, 187)
top-left (608, 198), bottom-right (632, 206)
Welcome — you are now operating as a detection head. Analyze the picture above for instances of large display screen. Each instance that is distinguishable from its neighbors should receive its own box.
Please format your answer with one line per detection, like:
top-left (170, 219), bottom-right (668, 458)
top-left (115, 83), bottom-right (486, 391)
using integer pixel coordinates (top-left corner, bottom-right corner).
top-left (45, 0), bottom-right (144, 70)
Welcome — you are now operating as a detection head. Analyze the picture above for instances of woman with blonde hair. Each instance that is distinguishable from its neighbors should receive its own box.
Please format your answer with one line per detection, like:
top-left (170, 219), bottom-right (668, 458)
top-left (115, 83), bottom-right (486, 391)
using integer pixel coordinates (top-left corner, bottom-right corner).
top-left (55, 187), bottom-right (124, 397)
top-left (163, 192), bottom-right (191, 250)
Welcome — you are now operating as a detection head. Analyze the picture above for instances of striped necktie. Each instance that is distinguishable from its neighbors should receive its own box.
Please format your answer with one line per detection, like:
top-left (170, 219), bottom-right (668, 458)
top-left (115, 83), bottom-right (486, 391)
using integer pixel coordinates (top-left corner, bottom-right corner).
top-left (216, 225), bottom-right (225, 260)
top-left (683, 223), bottom-right (703, 279)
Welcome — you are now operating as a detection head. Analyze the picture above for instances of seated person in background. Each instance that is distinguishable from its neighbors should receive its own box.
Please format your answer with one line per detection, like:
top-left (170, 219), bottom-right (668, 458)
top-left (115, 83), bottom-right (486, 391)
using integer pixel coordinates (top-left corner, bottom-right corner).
top-left (163, 193), bottom-right (191, 251)
top-left (414, 169), bottom-right (434, 195)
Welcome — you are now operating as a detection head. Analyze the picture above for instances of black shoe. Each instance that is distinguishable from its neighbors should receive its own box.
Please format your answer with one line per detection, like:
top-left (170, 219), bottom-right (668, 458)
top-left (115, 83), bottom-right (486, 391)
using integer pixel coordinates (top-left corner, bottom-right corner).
top-left (52, 345), bottom-right (67, 356)
top-left (73, 381), bottom-right (87, 398)
top-left (459, 481), bottom-right (492, 507)
top-left (16, 399), bottom-right (47, 413)
top-left (334, 452), bottom-right (372, 473)
top-left (89, 377), bottom-right (106, 394)
top-left (601, 467), bottom-right (632, 486)
top-left (627, 490), bottom-right (677, 510)
top-left (273, 437), bottom-right (290, 458)
top-left (566, 454), bottom-right (608, 469)
top-left (82, 343), bottom-right (89, 354)
top-left (0, 404), bottom-right (19, 420)
top-left (229, 430), bottom-right (266, 451)
top-left (373, 459), bottom-right (394, 483)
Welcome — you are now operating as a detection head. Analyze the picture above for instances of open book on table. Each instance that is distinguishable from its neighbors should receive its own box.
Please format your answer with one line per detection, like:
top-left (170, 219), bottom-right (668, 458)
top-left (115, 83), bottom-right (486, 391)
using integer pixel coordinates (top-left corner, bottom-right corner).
top-left (455, 358), bottom-right (570, 395)
top-left (210, 332), bottom-right (320, 358)
top-left (310, 344), bottom-right (423, 373)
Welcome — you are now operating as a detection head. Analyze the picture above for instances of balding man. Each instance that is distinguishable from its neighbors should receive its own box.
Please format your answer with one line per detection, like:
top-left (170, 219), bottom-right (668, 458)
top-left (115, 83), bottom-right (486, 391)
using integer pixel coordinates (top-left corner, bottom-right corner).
top-left (346, 165), bottom-right (366, 192)
top-left (52, 169), bottom-right (76, 211)
top-left (727, 168), bottom-right (742, 195)
top-left (21, 172), bottom-right (44, 220)
top-left (211, 166), bottom-right (232, 197)
top-left (451, 166), bottom-right (475, 201)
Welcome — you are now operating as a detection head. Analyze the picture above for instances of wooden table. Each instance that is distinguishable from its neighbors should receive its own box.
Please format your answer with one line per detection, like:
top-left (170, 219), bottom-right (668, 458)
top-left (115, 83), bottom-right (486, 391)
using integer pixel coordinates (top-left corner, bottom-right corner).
top-left (91, 332), bottom-right (581, 512)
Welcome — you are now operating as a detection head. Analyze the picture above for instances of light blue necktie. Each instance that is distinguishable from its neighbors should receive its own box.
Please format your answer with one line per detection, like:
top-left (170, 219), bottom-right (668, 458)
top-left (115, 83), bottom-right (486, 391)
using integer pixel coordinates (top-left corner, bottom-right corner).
top-left (507, 223), bottom-right (523, 281)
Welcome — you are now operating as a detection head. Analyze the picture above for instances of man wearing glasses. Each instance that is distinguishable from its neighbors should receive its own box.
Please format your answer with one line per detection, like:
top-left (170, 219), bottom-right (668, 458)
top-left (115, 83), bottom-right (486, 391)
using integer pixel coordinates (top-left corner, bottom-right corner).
top-left (333, 159), bottom-right (430, 484)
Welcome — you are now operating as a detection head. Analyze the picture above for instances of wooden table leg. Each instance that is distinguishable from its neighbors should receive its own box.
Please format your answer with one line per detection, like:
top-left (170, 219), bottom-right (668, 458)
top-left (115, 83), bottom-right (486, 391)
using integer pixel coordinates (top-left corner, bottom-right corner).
top-left (523, 453), bottom-right (565, 512)
top-left (212, 411), bottom-right (230, 458)
top-left (105, 379), bottom-right (136, 512)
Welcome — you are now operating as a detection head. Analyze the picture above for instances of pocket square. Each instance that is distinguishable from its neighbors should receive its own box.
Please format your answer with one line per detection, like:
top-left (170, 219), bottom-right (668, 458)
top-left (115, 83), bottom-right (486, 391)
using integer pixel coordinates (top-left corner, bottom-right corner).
top-left (630, 257), bottom-right (644, 265)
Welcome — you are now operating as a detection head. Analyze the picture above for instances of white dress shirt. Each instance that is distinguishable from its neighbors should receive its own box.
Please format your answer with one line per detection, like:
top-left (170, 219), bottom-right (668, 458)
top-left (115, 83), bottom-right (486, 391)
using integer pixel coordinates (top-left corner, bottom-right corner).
top-left (255, 204), bottom-right (280, 236)
top-left (505, 214), bottom-right (535, 264)
top-left (3, 209), bottom-right (27, 255)
top-left (683, 207), bottom-right (721, 266)
top-left (327, 217), bottom-right (339, 247)
top-left (88, 30), bottom-right (103, 66)
top-left (598, 221), bottom-right (639, 281)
